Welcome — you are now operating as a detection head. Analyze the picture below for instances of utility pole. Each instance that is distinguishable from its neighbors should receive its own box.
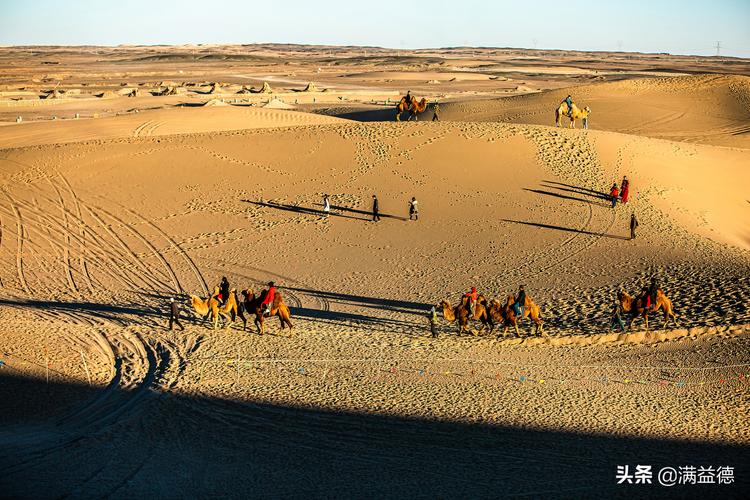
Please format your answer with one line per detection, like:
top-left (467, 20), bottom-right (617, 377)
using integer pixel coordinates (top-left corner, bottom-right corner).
top-left (715, 41), bottom-right (721, 56)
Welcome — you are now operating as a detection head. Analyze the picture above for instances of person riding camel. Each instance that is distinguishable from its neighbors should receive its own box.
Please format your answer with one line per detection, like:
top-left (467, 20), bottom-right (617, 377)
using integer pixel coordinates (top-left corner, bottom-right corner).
top-left (218, 276), bottom-right (230, 305)
top-left (463, 287), bottom-right (478, 316)
top-left (404, 90), bottom-right (412, 106)
top-left (563, 95), bottom-right (573, 117)
top-left (648, 277), bottom-right (658, 311)
top-left (261, 281), bottom-right (277, 315)
top-left (514, 285), bottom-right (527, 319)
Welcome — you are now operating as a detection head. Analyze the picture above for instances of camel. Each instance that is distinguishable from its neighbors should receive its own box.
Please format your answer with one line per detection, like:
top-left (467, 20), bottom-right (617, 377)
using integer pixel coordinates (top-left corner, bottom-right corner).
top-left (486, 298), bottom-right (518, 337)
top-left (190, 287), bottom-right (244, 329)
top-left (555, 102), bottom-right (590, 129)
top-left (618, 289), bottom-right (678, 330)
top-left (437, 296), bottom-right (492, 336)
top-left (501, 294), bottom-right (545, 336)
top-left (241, 288), bottom-right (293, 336)
top-left (395, 96), bottom-right (429, 122)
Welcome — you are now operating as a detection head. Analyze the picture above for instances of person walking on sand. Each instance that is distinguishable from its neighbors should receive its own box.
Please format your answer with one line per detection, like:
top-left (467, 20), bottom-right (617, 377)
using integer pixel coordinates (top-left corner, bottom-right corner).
top-left (429, 306), bottom-right (439, 338)
top-left (620, 176), bottom-right (630, 205)
top-left (168, 297), bottom-right (184, 331)
top-left (609, 298), bottom-right (627, 333)
top-left (630, 213), bottom-right (639, 240)
top-left (432, 103), bottom-right (440, 121)
top-left (408, 196), bottom-right (418, 221)
top-left (372, 194), bottom-right (380, 221)
top-left (322, 194), bottom-right (331, 216)
top-left (610, 183), bottom-right (619, 209)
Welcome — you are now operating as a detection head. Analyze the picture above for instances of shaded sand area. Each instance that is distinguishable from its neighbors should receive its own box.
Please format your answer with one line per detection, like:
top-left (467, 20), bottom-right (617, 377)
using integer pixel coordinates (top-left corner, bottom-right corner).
top-left (1, 116), bottom-right (749, 496)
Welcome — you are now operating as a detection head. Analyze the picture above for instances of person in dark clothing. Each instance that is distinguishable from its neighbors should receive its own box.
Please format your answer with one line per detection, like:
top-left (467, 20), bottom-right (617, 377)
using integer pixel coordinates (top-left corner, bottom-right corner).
top-left (372, 195), bottom-right (380, 221)
top-left (168, 297), bottom-right (184, 331)
top-left (432, 103), bottom-right (440, 121)
top-left (514, 285), bottom-right (526, 318)
top-left (648, 278), bottom-right (659, 311)
top-left (219, 276), bottom-right (230, 305)
top-left (610, 299), bottom-right (626, 333)
top-left (404, 90), bottom-right (411, 104)
top-left (630, 213), bottom-right (639, 240)
top-left (429, 306), bottom-right (439, 338)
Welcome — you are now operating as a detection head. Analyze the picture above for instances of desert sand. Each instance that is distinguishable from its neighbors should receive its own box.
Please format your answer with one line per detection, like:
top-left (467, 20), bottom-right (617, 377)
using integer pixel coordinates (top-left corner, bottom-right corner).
top-left (1, 45), bottom-right (749, 497)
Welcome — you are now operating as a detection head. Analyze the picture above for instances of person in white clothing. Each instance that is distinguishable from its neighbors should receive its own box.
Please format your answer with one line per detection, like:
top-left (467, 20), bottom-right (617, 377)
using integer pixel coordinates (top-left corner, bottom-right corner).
top-left (323, 194), bottom-right (330, 216)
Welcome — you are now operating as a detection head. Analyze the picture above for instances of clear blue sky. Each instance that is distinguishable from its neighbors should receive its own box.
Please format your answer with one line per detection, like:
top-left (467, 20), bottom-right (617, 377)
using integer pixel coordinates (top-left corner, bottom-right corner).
top-left (1, 0), bottom-right (748, 57)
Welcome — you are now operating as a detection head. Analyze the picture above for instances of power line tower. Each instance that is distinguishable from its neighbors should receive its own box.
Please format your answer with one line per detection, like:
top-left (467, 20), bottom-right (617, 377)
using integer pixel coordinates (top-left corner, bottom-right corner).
top-left (715, 41), bottom-right (721, 56)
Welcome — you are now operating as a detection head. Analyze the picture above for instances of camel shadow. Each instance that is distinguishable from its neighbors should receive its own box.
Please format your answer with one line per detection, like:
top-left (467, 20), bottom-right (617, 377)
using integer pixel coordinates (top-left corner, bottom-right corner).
top-left (285, 287), bottom-right (432, 316)
top-left (502, 219), bottom-right (630, 240)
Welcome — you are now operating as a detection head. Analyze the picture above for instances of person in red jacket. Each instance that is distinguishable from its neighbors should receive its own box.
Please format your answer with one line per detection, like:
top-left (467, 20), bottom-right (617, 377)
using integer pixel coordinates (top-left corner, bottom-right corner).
top-left (463, 286), bottom-right (478, 316)
top-left (620, 176), bottom-right (630, 205)
top-left (610, 183), bottom-right (619, 209)
top-left (261, 281), bottom-right (277, 315)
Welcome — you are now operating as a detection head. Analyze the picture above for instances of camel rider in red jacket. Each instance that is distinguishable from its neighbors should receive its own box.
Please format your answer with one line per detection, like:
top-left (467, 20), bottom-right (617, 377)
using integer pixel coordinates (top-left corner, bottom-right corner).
top-left (463, 287), bottom-right (478, 316)
top-left (261, 281), bottom-right (277, 315)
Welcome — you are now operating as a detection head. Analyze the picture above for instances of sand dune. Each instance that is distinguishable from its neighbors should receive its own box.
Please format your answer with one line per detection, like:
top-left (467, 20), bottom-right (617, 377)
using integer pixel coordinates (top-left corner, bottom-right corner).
top-left (0, 106), bottom-right (348, 148)
top-left (1, 44), bottom-right (749, 497)
top-left (439, 75), bottom-right (750, 148)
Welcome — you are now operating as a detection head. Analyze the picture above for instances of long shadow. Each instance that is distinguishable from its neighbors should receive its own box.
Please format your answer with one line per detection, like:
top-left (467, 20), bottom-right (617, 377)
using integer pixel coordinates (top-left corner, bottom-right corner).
top-left (286, 286), bottom-right (432, 316)
top-left (524, 188), bottom-right (611, 207)
top-left (330, 203), bottom-right (408, 221)
top-left (502, 219), bottom-right (631, 240)
top-left (0, 298), bottom-right (164, 324)
top-left (542, 180), bottom-right (612, 200)
top-left (290, 306), bottom-right (422, 330)
top-left (243, 200), bottom-right (368, 221)
top-left (1, 373), bottom-right (747, 497)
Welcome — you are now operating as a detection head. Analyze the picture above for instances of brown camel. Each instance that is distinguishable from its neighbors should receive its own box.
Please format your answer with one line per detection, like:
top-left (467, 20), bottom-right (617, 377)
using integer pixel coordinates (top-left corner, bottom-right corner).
top-left (486, 298), bottom-right (519, 337)
top-left (395, 96), bottom-right (429, 122)
top-left (437, 296), bottom-right (491, 336)
top-left (190, 287), bottom-right (244, 329)
top-left (618, 289), bottom-right (678, 330)
top-left (503, 294), bottom-right (545, 336)
top-left (241, 288), bottom-right (293, 336)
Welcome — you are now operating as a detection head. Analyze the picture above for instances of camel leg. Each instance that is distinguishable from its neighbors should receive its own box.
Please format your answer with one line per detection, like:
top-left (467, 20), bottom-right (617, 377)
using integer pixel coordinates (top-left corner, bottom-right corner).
top-left (514, 322), bottom-right (520, 337)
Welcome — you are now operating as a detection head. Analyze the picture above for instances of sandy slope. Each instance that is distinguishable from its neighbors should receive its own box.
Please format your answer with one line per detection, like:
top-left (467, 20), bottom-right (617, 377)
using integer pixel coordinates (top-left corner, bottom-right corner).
top-left (0, 119), bottom-right (748, 495)
top-left (0, 106), bottom-right (348, 148)
top-left (439, 75), bottom-right (750, 148)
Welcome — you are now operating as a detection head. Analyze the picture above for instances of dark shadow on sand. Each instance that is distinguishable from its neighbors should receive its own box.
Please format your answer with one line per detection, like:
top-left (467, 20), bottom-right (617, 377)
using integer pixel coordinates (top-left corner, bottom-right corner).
top-left (524, 188), bottom-right (611, 207)
top-left (1, 372), bottom-right (747, 498)
top-left (502, 219), bottom-right (631, 240)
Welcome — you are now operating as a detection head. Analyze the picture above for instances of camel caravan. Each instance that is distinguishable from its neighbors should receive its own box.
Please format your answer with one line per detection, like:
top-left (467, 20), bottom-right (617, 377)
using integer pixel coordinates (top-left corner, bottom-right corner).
top-left (190, 280), bottom-right (293, 335)
top-left (436, 281), bottom-right (677, 338)
top-left (438, 289), bottom-right (545, 338)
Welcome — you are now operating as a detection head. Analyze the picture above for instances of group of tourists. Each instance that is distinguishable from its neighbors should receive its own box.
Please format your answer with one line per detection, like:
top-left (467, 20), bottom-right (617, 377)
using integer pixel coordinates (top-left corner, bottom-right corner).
top-left (167, 276), bottom-right (278, 330)
top-left (321, 194), bottom-right (418, 222)
top-left (609, 175), bottom-right (630, 208)
top-left (428, 284), bottom-right (529, 338)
